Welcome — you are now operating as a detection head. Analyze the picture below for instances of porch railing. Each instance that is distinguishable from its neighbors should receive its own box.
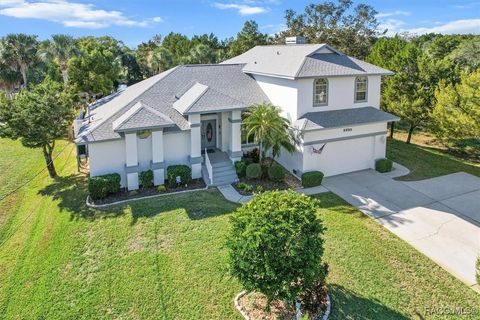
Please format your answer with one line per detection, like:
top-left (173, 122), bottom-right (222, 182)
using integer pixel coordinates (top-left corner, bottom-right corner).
top-left (205, 148), bottom-right (213, 185)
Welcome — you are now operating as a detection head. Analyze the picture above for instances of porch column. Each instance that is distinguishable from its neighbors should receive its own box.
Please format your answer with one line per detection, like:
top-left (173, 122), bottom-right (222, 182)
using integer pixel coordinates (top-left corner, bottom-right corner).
top-left (125, 132), bottom-right (139, 190)
top-left (229, 110), bottom-right (242, 162)
top-left (189, 114), bottom-right (202, 179)
top-left (151, 130), bottom-right (165, 185)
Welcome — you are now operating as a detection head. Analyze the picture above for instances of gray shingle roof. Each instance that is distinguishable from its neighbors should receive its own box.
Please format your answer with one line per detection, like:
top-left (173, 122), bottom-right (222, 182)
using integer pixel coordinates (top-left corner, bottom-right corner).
top-left (296, 107), bottom-right (400, 131)
top-left (222, 44), bottom-right (393, 78)
top-left (76, 64), bottom-right (270, 144)
top-left (113, 102), bottom-right (174, 132)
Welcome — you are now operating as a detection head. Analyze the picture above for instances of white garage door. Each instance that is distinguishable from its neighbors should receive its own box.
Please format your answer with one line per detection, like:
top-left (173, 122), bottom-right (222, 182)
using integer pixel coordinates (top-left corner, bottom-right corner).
top-left (304, 136), bottom-right (375, 177)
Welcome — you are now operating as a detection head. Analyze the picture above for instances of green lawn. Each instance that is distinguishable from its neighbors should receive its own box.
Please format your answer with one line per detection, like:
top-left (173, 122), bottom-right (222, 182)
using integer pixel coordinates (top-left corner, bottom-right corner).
top-left (1, 138), bottom-right (479, 319)
top-left (387, 137), bottom-right (480, 181)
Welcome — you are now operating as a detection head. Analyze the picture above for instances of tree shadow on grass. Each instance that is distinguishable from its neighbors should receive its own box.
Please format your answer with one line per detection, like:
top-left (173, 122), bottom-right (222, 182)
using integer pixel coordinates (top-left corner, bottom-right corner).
top-left (128, 188), bottom-right (239, 224)
top-left (37, 174), bottom-right (124, 221)
top-left (312, 192), bottom-right (370, 219)
top-left (328, 284), bottom-right (410, 320)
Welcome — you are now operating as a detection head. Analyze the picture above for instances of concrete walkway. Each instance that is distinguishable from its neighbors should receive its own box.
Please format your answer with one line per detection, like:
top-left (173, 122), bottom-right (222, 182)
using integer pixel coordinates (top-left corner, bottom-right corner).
top-left (323, 169), bottom-right (480, 290)
top-left (217, 184), bottom-right (329, 204)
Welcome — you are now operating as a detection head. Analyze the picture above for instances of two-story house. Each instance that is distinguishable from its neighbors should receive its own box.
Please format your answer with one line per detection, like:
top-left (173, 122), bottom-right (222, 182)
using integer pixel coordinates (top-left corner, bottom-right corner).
top-left (75, 37), bottom-right (399, 190)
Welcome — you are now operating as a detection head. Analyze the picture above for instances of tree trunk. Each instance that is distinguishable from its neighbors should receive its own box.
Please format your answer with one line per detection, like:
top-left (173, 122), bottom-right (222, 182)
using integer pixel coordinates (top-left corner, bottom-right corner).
top-left (259, 141), bottom-right (263, 162)
top-left (389, 122), bottom-right (395, 139)
top-left (20, 64), bottom-right (27, 87)
top-left (406, 124), bottom-right (415, 144)
top-left (61, 69), bottom-right (68, 87)
top-left (42, 143), bottom-right (57, 178)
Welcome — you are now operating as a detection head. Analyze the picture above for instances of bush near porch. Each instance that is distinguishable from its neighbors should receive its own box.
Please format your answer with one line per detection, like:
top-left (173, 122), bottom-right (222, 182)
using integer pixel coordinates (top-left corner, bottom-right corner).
top-left (234, 149), bottom-right (301, 195)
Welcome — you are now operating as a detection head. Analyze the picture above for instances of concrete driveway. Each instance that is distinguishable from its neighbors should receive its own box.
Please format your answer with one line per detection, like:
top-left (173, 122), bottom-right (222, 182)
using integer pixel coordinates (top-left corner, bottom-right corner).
top-left (323, 170), bottom-right (480, 290)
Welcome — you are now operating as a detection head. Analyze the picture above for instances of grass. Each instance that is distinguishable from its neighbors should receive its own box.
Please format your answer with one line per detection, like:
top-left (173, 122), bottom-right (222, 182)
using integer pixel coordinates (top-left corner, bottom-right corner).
top-left (387, 137), bottom-right (480, 181)
top-left (1, 137), bottom-right (480, 319)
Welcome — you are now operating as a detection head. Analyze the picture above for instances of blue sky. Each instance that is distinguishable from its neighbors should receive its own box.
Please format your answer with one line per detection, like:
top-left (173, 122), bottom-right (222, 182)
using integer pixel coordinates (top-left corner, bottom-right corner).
top-left (0, 0), bottom-right (479, 47)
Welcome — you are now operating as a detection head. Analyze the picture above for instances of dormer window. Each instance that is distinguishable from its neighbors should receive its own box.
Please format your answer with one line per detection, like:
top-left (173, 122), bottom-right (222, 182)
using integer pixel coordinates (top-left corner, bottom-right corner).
top-left (314, 78), bottom-right (328, 106)
top-left (355, 76), bottom-right (368, 103)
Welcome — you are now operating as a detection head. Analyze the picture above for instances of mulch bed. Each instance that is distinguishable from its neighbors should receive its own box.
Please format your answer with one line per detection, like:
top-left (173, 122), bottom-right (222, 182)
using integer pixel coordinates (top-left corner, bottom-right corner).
top-left (238, 291), bottom-right (327, 320)
top-left (234, 159), bottom-right (302, 196)
top-left (90, 178), bottom-right (206, 205)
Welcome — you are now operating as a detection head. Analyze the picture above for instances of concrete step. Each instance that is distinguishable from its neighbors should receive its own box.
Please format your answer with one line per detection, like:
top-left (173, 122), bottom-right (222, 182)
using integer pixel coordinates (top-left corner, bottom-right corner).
top-left (211, 161), bottom-right (233, 169)
top-left (212, 165), bottom-right (235, 174)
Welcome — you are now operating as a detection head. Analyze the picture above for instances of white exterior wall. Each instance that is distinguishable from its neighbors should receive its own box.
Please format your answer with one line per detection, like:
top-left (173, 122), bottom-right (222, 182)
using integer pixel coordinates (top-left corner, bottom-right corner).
top-left (137, 135), bottom-right (153, 172)
top-left (88, 140), bottom-right (127, 187)
top-left (297, 75), bottom-right (381, 117)
top-left (254, 75), bottom-right (299, 121)
top-left (164, 131), bottom-right (190, 167)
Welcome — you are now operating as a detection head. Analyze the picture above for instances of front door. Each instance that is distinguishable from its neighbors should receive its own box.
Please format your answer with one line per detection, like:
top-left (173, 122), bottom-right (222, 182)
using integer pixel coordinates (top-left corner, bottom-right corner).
top-left (201, 120), bottom-right (216, 149)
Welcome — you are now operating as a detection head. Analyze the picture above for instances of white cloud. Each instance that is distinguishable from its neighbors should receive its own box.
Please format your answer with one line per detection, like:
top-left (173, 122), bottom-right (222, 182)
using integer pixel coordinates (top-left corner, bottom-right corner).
top-left (213, 3), bottom-right (267, 15)
top-left (406, 19), bottom-right (480, 35)
top-left (376, 10), bottom-right (411, 18)
top-left (0, 0), bottom-right (162, 29)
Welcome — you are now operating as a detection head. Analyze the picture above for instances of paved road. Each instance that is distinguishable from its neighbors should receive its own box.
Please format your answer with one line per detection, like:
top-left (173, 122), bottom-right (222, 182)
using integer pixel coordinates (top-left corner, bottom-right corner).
top-left (323, 170), bottom-right (480, 290)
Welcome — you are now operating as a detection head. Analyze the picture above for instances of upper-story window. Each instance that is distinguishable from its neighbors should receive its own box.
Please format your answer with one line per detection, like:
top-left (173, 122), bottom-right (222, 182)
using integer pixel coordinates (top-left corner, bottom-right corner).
top-left (313, 78), bottom-right (328, 106)
top-left (355, 76), bottom-right (368, 103)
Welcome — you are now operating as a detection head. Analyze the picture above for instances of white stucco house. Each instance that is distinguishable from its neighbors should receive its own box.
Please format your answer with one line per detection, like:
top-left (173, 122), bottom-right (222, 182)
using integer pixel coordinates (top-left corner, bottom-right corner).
top-left (75, 37), bottom-right (399, 190)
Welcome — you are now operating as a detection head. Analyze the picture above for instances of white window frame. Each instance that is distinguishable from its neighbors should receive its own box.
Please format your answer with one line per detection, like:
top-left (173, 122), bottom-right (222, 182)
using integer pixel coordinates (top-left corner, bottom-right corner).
top-left (355, 76), bottom-right (368, 103)
top-left (313, 78), bottom-right (328, 106)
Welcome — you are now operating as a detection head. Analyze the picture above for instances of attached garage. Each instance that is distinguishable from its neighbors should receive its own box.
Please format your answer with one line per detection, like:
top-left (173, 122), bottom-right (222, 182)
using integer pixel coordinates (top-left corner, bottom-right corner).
top-left (303, 135), bottom-right (380, 177)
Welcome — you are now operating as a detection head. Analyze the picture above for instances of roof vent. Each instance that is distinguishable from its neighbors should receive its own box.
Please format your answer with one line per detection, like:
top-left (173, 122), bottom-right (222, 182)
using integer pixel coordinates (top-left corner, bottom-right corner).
top-left (285, 36), bottom-right (306, 45)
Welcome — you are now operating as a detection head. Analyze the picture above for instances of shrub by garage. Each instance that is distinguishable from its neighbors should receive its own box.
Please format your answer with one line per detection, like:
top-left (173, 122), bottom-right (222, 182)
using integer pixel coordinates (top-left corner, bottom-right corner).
top-left (375, 158), bottom-right (393, 173)
top-left (301, 171), bottom-right (324, 188)
top-left (268, 164), bottom-right (285, 182)
top-left (166, 165), bottom-right (191, 188)
top-left (88, 173), bottom-right (121, 200)
top-left (246, 163), bottom-right (261, 179)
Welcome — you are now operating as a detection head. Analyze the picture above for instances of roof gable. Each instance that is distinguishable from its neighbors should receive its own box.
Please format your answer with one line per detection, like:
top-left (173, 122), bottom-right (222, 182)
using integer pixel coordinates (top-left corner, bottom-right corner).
top-left (112, 101), bottom-right (174, 132)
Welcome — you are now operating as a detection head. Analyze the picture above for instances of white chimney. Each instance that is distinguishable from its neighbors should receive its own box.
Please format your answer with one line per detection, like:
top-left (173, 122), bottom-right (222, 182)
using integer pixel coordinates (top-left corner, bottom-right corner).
top-left (285, 36), bottom-right (306, 45)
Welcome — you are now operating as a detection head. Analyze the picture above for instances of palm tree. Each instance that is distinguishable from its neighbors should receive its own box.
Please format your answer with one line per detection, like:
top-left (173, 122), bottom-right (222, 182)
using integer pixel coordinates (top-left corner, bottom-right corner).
top-left (1, 34), bottom-right (38, 87)
top-left (39, 34), bottom-right (78, 86)
top-left (150, 46), bottom-right (173, 74)
top-left (243, 104), bottom-right (298, 162)
top-left (0, 68), bottom-right (21, 99)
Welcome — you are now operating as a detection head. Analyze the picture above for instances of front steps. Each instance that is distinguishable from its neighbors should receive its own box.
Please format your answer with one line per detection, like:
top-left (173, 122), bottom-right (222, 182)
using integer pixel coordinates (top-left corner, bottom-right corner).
top-left (202, 159), bottom-right (238, 187)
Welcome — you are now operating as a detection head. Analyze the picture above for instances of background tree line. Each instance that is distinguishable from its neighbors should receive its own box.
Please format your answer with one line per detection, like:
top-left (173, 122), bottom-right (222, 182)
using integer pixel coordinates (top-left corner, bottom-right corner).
top-left (0, 0), bottom-right (479, 176)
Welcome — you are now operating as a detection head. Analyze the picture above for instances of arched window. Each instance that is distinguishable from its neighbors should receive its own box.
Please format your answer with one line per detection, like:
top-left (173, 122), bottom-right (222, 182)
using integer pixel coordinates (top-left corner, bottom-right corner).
top-left (313, 78), bottom-right (328, 106)
top-left (355, 76), bottom-right (368, 102)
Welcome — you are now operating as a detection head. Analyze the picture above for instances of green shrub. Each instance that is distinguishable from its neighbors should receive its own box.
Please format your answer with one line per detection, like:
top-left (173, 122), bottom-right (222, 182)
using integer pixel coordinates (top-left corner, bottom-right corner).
top-left (268, 164), bottom-right (285, 182)
top-left (139, 170), bottom-right (154, 188)
top-left (375, 158), bottom-right (393, 173)
top-left (157, 184), bottom-right (167, 193)
top-left (246, 163), bottom-right (261, 179)
top-left (235, 160), bottom-right (247, 177)
top-left (236, 182), bottom-right (247, 190)
top-left (128, 190), bottom-right (139, 196)
top-left (88, 173), bottom-right (121, 200)
top-left (227, 191), bottom-right (326, 304)
top-left (166, 165), bottom-right (191, 188)
top-left (243, 184), bottom-right (253, 193)
top-left (255, 185), bottom-right (265, 193)
top-left (301, 171), bottom-right (324, 188)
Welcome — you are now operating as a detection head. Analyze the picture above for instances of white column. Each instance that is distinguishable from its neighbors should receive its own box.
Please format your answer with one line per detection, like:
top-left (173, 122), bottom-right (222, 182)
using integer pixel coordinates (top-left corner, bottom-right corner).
top-left (221, 112), bottom-right (229, 152)
top-left (125, 133), bottom-right (139, 190)
top-left (151, 130), bottom-right (165, 185)
top-left (189, 114), bottom-right (202, 179)
top-left (229, 110), bottom-right (242, 162)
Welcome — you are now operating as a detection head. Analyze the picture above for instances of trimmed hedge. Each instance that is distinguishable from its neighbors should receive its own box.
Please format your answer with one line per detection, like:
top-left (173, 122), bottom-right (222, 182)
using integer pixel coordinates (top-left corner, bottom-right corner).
top-left (235, 160), bottom-right (247, 177)
top-left (88, 173), bottom-right (121, 200)
top-left (166, 165), bottom-right (191, 188)
top-left (268, 164), bottom-right (285, 182)
top-left (375, 158), bottom-right (393, 173)
top-left (139, 170), bottom-right (154, 188)
top-left (246, 163), bottom-right (261, 180)
top-left (301, 171), bottom-right (324, 188)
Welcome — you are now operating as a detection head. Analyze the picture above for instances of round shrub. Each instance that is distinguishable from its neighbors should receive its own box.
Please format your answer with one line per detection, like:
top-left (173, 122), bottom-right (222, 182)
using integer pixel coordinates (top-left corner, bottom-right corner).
top-left (235, 160), bottom-right (247, 177)
top-left (301, 171), bottom-right (324, 188)
top-left (375, 158), bottom-right (393, 173)
top-left (88, 173), bottom-right (121, 200)
top-left (166, 165), bottom-right (191, 188)
top-left (227, 191), bottom-right (326, 304)
top-left (246, 163), bottom-right (261, 179)
top-left (139, 170), bottom-right (154, 188)
top-left (268, 164), bottom-right (285, 182)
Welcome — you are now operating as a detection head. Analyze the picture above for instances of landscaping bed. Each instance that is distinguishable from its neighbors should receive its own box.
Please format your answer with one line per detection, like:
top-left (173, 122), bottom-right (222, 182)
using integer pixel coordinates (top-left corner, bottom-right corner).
top-left (89, 178), bottom-right (206, 205)
top-left (237, 291), bottom-right (328, 320)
